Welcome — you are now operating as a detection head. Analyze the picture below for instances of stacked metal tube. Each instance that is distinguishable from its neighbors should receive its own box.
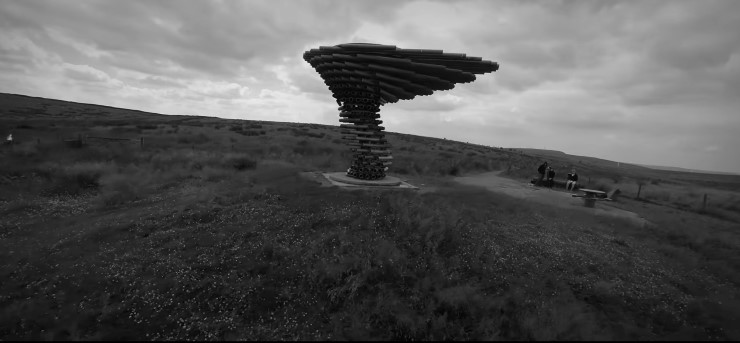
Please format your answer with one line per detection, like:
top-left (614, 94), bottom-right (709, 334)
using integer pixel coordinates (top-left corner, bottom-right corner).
top-left (338, 91), bottom-right (391, 180)
top-left (303, 43), bottom-right (499, 181)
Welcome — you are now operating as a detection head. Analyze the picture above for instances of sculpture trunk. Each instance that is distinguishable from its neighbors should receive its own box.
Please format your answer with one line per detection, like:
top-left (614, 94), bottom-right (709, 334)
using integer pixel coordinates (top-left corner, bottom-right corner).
top-left (338, 89), bottom-right (390, 180)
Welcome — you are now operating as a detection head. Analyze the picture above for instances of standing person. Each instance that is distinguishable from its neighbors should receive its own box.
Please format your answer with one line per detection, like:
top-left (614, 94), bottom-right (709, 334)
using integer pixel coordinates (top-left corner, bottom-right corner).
top-left (546, 167), bottom-right (556, 189)
top-left (536, 161), bottom-right (548, 186)
top-left (566, 168), bottom-right (579, 192)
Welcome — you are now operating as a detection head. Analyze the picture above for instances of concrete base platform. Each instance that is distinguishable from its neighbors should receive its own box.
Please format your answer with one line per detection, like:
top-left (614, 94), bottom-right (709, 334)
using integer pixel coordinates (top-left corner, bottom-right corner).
top-left (324, 172), bottom-right (418, 189)
top-left (326, 173), bottom-right (402, 186)
top-left (300, 171), bottom-right (418, 190)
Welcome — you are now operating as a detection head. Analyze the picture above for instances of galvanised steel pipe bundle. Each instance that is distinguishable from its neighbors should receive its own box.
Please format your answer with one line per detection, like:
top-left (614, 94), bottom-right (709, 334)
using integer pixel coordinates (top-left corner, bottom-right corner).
top-left (303, 43), bottom-right (499, 180)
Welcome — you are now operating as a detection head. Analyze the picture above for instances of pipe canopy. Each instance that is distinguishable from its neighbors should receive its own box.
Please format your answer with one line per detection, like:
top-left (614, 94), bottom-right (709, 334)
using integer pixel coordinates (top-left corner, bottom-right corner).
top-left (303, 43), bottom-right (499, 104)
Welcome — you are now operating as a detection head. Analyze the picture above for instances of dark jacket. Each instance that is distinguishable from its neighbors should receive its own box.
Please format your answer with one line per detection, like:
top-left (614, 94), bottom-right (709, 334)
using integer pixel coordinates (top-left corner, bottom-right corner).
top-left (567, 173), bottom-right (579, 181)
top-left (537, 164), bottom-right (547, 175)
top-left (547, 169), bottom-right (555, 179)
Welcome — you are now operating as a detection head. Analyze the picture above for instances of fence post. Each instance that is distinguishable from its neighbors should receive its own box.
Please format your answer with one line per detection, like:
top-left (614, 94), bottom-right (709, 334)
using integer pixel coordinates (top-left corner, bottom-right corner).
top-left (637, 184), bottom-right (642, 199)
top-left (703, 194), bottom-right (707, 210)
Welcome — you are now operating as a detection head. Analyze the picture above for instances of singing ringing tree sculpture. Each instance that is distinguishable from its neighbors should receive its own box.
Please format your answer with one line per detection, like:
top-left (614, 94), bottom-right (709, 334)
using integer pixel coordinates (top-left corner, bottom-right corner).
top-left (303, 43), bottom-right (499, 181)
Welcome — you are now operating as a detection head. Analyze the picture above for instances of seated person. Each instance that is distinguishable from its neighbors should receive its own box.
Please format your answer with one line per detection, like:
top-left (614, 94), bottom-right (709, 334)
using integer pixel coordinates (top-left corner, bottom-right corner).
top-left (566, 168), bottom-right (579, 191)
top-left (546, 167), bottom-right (555, 188)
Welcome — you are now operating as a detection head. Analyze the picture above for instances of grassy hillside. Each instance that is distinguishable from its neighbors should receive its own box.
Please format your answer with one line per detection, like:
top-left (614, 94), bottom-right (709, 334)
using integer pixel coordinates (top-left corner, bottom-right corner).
top-left (635, 163), bottom-right (740, 176)
top-left (1, 93), bottom-right (740, 340)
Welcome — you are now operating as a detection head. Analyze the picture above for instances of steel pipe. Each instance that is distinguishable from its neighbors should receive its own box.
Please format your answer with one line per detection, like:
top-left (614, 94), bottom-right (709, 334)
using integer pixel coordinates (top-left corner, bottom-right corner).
top-left (304, 42), bottom-right (498, 180)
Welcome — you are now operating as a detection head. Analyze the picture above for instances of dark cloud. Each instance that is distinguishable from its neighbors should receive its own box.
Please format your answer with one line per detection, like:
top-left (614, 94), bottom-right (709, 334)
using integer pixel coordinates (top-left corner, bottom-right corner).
top-left (449, 0), bottom-right (740, 110)
top-left (0, 0), bottom-right (413, 78)
top-left (1, 0), bottom-right (739, 173)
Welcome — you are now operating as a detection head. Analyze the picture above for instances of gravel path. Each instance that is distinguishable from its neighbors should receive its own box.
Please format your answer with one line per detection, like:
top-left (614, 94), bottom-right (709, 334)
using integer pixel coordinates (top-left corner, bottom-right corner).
top-left (454, 171), bottom-right (649, 227)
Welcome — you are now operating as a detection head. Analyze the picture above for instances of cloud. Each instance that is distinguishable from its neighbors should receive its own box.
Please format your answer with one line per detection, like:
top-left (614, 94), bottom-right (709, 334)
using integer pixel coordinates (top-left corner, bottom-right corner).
top-left (63, 63), bottom-right (112, 83)
top-left (1, 0), bottom-right (739, 173)
top-left (137, 75), bottom-right (183, 89)
top-left (187, 80), bottom-right (249, 99)
top-left (393, 94), bottom-right (465, 112)
top-left (0, 0), bottom-right (414, 78)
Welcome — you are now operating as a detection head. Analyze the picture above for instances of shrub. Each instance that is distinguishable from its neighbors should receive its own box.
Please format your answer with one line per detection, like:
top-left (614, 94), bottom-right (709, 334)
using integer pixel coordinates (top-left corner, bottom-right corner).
top-left (413, 162), bottom-right (425, 175)
top-left (177, 133), bottom-right (211, 144)
top-left (293, 140), bottom-right (315, 155)
top-left (394, 166), bottom-right (411, 175)
top-left (645, 190), bottom-right (671, 202)
top-left (228, 156), bottom-right (257, 171)
top-left (238, 130), bottom-right (264, 136)
top-left (109, 126), bottom-right (141, 135)
top-left (47, 161), bottom-right (114, 195)
top-left (448, 164), bottom-right (461, 176)
top-left (316, 145), bottom-right (334, 155)
top-left (9, 143), bottom-right (39, 158)
top-left (291, 128), bottom-right (325, 139)
top-left (97, 167), bottom-right (156, 206)
top-left (722, 199), bottom-right (740, 213)
top-left (199, 166), bottom-right (232, 182)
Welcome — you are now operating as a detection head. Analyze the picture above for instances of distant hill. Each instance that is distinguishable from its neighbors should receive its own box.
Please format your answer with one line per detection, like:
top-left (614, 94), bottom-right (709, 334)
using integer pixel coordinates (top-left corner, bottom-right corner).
top-left (517, 148), bottom-right (649, 171)
top-left (516, 148), bottom-right (740, 177)
top-left (2, 92), bottom-right (739, 186)
top-left (635, 164), bottom-right (740, 176)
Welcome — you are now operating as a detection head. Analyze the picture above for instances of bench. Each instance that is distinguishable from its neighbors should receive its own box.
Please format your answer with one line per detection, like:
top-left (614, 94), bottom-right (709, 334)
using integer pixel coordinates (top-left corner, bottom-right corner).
top-left (571, 188), bottom-right (611, 208)
top-left (530, 178), bottom-right (582, 190)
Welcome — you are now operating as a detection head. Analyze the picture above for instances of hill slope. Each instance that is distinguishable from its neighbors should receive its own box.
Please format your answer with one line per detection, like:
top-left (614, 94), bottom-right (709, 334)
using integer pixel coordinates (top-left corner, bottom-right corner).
top-left (1, 92), bottom-right (740, 340)
top-left (635, 163), bottom-right (740, 176)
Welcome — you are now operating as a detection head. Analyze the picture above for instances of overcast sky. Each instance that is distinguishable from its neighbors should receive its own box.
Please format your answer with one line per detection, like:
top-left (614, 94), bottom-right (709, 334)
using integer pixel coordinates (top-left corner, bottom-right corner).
top-left (1, 0), bottom-right (739, 173)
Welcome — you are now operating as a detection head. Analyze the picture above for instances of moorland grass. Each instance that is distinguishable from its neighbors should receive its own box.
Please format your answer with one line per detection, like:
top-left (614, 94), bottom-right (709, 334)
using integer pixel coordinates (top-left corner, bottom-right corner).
top-left (2, 163), bottom-right (737, 339)
top-left (1, 94), bottom-right (740, 340)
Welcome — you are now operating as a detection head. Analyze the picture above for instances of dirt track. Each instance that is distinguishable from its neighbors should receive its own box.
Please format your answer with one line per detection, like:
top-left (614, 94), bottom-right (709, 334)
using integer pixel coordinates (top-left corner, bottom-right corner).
top-left (454, 171), bottom-right (649, 227)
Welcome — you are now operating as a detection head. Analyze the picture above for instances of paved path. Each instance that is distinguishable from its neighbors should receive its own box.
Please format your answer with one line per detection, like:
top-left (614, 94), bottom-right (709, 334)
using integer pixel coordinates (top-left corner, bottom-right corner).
top-left (454, 171), bottom-right (649, 227)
